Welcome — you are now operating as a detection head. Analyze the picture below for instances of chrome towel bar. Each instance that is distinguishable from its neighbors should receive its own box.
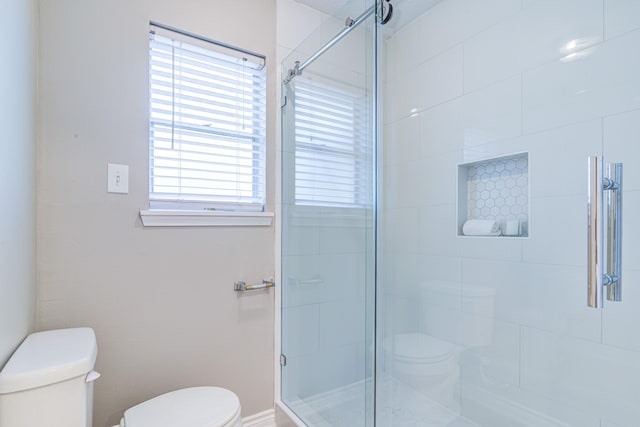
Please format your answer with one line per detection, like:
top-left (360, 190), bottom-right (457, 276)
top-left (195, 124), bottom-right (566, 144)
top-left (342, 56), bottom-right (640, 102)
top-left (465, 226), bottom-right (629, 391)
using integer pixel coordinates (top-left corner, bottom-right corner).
top-left (234, 278), bottom-right (275, 292)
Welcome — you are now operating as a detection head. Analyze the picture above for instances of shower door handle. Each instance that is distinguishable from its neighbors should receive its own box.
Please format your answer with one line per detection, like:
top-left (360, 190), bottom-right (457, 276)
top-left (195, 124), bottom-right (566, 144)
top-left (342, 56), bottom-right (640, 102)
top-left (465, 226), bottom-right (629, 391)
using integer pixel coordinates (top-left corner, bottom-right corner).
top-left (587, 156), bottom-right (622, 309)
top-left (606, 162), bottom-right (623, 302)
top-left (587, 157), bottom-right (603, 308)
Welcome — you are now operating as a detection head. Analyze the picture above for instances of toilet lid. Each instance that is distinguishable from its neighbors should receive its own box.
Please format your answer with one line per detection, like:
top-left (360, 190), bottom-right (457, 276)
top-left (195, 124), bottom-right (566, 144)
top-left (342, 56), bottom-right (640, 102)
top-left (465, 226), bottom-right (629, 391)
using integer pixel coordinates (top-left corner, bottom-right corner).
top-left (123, 387), bottom-right (241, 427)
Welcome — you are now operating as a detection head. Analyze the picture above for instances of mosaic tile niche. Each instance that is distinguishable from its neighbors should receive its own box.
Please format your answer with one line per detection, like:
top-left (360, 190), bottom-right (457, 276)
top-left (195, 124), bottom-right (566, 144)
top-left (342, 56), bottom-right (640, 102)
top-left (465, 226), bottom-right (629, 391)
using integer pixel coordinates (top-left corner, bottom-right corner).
top-left (457, 153), bottom-right (529, 237)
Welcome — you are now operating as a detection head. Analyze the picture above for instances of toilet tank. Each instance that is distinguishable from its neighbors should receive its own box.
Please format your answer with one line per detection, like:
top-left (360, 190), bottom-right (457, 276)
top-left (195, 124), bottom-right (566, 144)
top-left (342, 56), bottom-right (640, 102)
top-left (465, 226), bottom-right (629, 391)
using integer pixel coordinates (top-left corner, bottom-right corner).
top-left (0, 328), bottom-right (99, 427)
top-left (420, 281), bottom-right (496, 348)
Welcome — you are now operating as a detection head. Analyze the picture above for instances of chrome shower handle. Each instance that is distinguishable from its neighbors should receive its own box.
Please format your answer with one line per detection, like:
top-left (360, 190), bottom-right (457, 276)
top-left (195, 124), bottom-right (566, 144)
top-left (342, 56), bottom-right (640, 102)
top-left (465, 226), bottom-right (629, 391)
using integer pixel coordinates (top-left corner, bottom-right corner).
top-left (606, 162), bottom-right (622, 302)
top-left (587, 156), bottom-right (622, 309)
top-left (587, 156), bottom-right (604, 308)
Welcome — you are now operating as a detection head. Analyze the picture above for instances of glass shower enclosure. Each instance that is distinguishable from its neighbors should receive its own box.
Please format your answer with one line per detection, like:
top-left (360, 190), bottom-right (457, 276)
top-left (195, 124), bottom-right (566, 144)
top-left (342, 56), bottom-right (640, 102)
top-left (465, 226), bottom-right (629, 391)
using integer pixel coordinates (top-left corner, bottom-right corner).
top-left (281, 0), bottom-right (640, 426)
top-left (280, 0), bottom-right (377, 425)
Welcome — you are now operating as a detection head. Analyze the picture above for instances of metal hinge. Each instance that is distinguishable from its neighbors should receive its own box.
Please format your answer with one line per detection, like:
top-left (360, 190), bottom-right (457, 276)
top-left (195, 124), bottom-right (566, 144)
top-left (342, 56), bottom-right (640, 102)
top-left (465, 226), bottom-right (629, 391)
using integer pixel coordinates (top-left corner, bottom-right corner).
top-left (280, 354), bottom-right (287, 367)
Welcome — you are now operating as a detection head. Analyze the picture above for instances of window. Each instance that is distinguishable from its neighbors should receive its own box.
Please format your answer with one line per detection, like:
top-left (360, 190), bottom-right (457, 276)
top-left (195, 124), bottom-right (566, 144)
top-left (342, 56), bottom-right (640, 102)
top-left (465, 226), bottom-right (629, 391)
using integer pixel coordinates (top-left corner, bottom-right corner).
top-left (294, 76), bottom-right (370, 208)
top-left (148, 24), bottom-right (266, 212)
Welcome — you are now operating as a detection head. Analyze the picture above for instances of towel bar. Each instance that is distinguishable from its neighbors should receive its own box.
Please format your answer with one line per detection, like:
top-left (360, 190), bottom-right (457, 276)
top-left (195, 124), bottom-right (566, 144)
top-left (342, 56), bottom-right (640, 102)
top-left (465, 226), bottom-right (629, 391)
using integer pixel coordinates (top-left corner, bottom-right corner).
top-left (234, 278), bottom-right (275, 292)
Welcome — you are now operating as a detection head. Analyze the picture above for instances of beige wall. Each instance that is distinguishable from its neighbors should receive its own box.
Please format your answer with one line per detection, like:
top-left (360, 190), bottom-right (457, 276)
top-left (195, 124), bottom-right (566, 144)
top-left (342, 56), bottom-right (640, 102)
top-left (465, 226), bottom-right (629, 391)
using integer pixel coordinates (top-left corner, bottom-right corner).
top-left (36, 1), bottom-right (276, 426)
top-left (0, 0), bottom-right (37, 367)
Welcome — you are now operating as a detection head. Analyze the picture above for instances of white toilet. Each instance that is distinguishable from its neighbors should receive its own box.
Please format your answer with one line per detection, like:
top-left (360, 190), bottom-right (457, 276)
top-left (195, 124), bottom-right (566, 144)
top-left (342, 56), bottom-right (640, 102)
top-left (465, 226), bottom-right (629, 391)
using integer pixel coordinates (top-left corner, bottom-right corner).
top-left (0, 328), bottom-right (242, 427)
top-left (383, 282), bottom-right (496, 404)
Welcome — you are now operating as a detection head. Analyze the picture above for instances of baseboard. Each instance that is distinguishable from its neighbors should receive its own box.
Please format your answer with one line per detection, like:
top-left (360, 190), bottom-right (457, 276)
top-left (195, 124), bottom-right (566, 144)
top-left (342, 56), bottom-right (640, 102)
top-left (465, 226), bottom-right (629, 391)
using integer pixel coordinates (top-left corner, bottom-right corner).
top-left (242, 408), bottom-right (277, 427)
top-left (275, 401), bottom-right (307, 427)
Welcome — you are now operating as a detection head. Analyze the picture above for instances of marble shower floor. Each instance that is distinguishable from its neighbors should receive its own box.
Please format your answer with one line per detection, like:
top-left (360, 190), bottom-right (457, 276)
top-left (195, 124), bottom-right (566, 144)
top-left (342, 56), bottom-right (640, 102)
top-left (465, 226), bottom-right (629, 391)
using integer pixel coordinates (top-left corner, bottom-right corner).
top-left (287, 375), bottom-right (479, 427)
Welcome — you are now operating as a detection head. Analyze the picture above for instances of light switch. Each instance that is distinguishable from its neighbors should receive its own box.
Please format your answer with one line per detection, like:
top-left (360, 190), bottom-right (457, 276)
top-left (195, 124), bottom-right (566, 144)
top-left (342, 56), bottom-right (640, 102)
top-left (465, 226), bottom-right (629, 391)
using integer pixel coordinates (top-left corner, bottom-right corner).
top-left (107, 163), bottom-right (129, 194)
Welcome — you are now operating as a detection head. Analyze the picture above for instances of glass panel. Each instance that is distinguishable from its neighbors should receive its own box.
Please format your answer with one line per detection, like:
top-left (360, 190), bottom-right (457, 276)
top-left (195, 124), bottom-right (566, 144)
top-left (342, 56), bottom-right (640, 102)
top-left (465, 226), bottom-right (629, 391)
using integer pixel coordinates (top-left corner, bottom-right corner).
top-left (379, 0), bottom-right (640, 426)
top-left (280, 1), bottom-right (376, 425)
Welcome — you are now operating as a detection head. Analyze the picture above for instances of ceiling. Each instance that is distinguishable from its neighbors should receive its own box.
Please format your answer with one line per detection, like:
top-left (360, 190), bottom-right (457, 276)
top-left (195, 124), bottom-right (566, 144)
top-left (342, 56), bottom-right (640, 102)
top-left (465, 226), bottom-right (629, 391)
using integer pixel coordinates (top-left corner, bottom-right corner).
top-left (293, 0), bottom-right (444, 35)
top-left (294, 0), bottom-right (348, 15)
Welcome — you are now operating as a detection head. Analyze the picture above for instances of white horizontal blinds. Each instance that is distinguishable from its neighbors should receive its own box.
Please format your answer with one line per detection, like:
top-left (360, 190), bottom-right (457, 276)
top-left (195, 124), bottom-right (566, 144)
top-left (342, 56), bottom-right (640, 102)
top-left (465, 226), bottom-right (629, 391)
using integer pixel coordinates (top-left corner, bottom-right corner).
top-left (149, 30), bottom-right (266, 211)
top-left (294, 76), bottom-right (369, 207)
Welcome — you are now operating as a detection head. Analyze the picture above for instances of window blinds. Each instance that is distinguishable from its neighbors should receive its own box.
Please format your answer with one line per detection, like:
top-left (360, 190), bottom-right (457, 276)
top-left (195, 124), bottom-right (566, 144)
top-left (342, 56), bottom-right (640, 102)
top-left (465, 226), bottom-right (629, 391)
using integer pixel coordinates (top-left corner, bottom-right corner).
top-left (149, 29), bottom-right (267, 211)
top-left (294, 76), bottom-right (370, 208)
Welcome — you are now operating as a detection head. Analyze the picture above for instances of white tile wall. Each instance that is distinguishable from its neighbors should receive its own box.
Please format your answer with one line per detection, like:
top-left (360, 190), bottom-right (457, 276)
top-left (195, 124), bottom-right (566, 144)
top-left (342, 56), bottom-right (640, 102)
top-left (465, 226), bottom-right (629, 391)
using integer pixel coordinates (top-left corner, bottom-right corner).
top-left (419, 204), bottom-right (458, 257)
top-left (285, 343), bottom-right (361, 398)
top-left (460, 76), bottom-right (522, 148)
top-left (386, 208), bottom-right (421, 255)
top-left (460, 319), bottom-right (520, 388)
top-left (464, 0), bottom-right (603, 93)
top-left (318, 298), bottom-right (365, 348)
top-left (458, 234), bottom-right (523, 262)
top-left (414, 151), bottom-right (463, 206)
top-left (520, 327), bottom-right (640, 425)
top-left (282, 206), bottom-right (321, 256)
top-left (518, 263), bottom-right (601, 341)
top-left (602, 269), bottom-right (640, 352)
top-left (523, 28), bottom-right (640, 134)
top-left (384, 150), bottom-right (462, 208)
top-left (393, 43), bottom-right (463, 118)
top-left (283, 304), bottom-right (320, 357)
top-left (418, 97), bottom-right (464, 155)
top-left (382, 0), bottom-right (640, 425)
top-left (415, 76), bottom-right (522, 156)
top-left (418, 0), bottom-right (521, 63)
top-left (389, 18), bottom-right (422, 76)
top-left (526, 120), bottom-right (602, 197)
top-left (521, 195), bottom-right (585, 266)
top-left (604, 0), bottom-right (640, 40)
top-left (383, 114), bottom-right (420, 166)
top-left (418, 44), bottom-right (464, 109)
top-left (461, 258), bottom-right (526, 324)
top-left (318, 225), bottom-right (367, 254)
top-left (604, 108), bottom-right (640, 191)
top-left (282, 252), bottom-right (365, 308)
top-left (617, 191), bottom-right (640, 274)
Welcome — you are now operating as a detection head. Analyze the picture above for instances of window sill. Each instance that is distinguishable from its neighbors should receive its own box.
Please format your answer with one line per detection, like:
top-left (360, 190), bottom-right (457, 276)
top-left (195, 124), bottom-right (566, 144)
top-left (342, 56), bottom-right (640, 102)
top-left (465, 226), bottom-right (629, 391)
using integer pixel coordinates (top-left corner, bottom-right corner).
top-left (140, 210), bottom-right (274, 227)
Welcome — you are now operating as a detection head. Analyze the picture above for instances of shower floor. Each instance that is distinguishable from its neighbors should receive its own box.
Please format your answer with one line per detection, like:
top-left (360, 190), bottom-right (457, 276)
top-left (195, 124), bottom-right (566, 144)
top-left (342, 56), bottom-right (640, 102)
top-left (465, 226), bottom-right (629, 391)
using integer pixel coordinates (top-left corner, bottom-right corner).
top-left (286, 375), bottom-right (479, 427)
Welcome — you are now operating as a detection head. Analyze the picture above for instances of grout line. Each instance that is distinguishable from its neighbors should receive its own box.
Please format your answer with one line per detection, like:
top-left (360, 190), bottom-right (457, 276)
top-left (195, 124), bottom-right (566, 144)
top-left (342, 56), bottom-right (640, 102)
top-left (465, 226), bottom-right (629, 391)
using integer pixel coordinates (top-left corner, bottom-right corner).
top-left (600, 300), bottom-right (604, 345)
top-left (461, 41), bottom-right (465, 95)
top-left (518, 324), bottom-right (522, 387)
top-left (601, 116), bottom-right (605, 154)
top-left (603, 0), bottom-right (606, 41)
top-left (520, 73), bottom-right (524, 136)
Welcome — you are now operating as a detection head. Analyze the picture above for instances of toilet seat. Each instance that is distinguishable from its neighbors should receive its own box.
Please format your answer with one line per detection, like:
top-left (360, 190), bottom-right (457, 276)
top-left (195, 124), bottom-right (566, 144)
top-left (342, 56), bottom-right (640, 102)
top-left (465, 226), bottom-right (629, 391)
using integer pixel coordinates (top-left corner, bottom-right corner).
top-left (385, 333), bottom-right (454, 363)
top-left (384, 333), bottom-right (459, 378)
top-left (122, 387), bottom-right (242, 427)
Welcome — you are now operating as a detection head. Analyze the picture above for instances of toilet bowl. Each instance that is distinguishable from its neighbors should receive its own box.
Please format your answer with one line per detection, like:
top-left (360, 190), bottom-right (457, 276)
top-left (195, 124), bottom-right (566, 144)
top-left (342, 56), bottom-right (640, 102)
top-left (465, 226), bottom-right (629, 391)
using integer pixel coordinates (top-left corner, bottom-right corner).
top-left (383, 332), bottom-right (460, 404)
top-left (117, 386), bottom-right (243, 427)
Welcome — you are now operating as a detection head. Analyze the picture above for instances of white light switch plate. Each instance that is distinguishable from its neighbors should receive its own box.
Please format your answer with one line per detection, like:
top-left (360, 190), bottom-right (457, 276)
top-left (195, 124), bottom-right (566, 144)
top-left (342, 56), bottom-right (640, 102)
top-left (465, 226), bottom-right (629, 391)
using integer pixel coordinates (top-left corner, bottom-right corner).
top-left (107, 163), bottom-right (129, 194)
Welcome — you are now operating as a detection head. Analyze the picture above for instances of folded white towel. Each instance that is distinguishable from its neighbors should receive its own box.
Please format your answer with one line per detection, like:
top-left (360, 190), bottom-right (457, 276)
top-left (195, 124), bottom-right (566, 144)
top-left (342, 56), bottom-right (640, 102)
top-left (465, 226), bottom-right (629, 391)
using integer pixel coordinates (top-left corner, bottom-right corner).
top-left (462, 219), bottom-right (501, 236)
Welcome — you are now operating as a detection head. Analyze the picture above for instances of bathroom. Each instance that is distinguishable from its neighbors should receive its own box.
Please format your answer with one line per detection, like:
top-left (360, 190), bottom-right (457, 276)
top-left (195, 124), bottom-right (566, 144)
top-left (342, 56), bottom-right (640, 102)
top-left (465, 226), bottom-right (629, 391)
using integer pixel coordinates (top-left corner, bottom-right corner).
top-left (2, 0), bottom-right (640, 426)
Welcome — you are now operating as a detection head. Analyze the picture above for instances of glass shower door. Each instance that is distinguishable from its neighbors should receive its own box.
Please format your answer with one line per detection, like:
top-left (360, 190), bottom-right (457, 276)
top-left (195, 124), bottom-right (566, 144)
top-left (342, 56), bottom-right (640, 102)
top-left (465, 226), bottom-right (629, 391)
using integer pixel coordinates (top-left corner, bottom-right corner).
top-left (378, 1), bottom-right (640, 426)
top-left (280, 1), bottom-right (376, 425)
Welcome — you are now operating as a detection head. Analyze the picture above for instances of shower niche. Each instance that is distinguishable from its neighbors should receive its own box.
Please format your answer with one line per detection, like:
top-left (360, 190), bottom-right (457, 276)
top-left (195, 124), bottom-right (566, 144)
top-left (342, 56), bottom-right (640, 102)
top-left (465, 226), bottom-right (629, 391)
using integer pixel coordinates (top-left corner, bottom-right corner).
top-left (457, 153), bottom-right (529, 238)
